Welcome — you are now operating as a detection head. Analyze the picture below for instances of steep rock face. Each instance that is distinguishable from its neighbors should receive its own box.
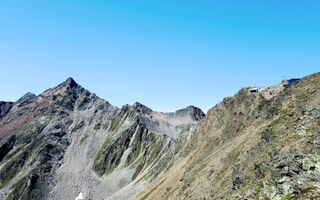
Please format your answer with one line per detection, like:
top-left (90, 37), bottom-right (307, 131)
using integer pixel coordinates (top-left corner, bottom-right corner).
top-left (0, 77), bottom-right (103, 200)
top-left (88, 102), bottom-right (203, 200)
top-left (136, 72), bottom-right (320, 200)
top-left (0, 101), bottom-right (13, 119)
top-left (0, 78), bottom-right (204, 200)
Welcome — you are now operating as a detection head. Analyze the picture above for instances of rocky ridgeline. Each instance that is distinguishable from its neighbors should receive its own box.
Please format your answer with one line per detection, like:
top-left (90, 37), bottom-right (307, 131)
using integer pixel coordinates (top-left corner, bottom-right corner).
top-left (0, 78), bottom-right (204, 200)
top-left (1, 73), bottom-right (319, 200)
top-left (136, 72), bottom-right (320, 200)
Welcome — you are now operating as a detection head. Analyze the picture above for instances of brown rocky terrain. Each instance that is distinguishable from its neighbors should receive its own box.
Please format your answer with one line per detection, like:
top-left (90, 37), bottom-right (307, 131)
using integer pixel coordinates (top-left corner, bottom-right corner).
top-left (136, 72), bottom-right (320, 200)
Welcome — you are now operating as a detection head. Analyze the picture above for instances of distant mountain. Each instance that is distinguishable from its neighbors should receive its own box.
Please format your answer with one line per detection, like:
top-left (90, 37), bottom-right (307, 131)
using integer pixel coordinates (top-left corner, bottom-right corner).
top-left (0, 77), bottom-right (204, 200)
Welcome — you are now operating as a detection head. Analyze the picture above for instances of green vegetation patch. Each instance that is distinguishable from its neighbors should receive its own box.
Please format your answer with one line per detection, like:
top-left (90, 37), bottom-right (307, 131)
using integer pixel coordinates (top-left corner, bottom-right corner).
top-left (93, 122), bottom-right (138, 176)
top-left (71, 120), bottom-right (85, 133)
top-left (0, 150), bottom-right (29, 189)
top-left (94, 122), bottom-right (101, 130)
top-left (7, 176), bottom-right (29, 200)
top-left (80, 134), bottom-right (89, 145)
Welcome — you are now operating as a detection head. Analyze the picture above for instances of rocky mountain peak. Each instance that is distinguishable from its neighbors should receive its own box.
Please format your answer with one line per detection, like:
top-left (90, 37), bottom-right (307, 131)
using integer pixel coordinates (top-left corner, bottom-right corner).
top-left (64, 77), bottom-right (78, 88)
top-left (51, 77), bottom-right (79, 92)
top-left (132, 102), bottom-right (152, 114)
top-left (56, 77), bottom-right (79, 91)
top-left (175, 105), bottom-right (205, 121)
top-left (40, 77), bottom-right (82, 98)
top-left (16, 92), bottom-right (37, 107)
top-left (17, 92), bottom-right (36, 102)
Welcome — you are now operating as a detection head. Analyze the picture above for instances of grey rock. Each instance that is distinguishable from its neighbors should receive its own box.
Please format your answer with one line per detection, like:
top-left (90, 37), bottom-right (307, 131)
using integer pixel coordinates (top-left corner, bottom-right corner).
top-left (0, 101), bottom-right (13, 119)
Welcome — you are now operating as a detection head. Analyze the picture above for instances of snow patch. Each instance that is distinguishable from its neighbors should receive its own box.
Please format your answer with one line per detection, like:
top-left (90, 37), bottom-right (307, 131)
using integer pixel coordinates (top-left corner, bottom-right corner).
top-left (75, 192), bottom-right (84, 200)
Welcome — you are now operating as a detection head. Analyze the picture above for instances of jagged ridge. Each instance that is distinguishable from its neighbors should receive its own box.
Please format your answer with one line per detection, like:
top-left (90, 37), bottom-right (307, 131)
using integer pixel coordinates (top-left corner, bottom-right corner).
top-left (0, 77), bottom-right (204, 200)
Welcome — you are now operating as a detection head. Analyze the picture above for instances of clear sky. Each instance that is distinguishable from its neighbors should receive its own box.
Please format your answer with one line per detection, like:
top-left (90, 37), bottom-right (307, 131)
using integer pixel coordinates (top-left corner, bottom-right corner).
top-left (0, 1), bottom-right (319, 112)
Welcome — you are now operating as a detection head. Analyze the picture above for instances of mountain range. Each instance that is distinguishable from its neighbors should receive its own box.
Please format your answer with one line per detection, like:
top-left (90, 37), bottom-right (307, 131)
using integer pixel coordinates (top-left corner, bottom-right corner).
top-left (0, 72), bottom-right (319, 200)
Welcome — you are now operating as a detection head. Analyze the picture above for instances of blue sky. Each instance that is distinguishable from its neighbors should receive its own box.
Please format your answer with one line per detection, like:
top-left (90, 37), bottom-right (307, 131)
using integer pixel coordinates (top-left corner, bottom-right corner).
top-left (0, 1), bottom-right (319, 112)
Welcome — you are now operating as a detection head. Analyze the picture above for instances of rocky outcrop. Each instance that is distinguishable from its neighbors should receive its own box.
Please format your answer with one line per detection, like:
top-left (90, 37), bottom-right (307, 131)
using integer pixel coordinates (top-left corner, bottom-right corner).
top-left (0, 101), bottom-right (13, 119)
top-left (175, 106), bottom-right (205, 121)
top-left (16, 92), bottom-right (36, 107)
